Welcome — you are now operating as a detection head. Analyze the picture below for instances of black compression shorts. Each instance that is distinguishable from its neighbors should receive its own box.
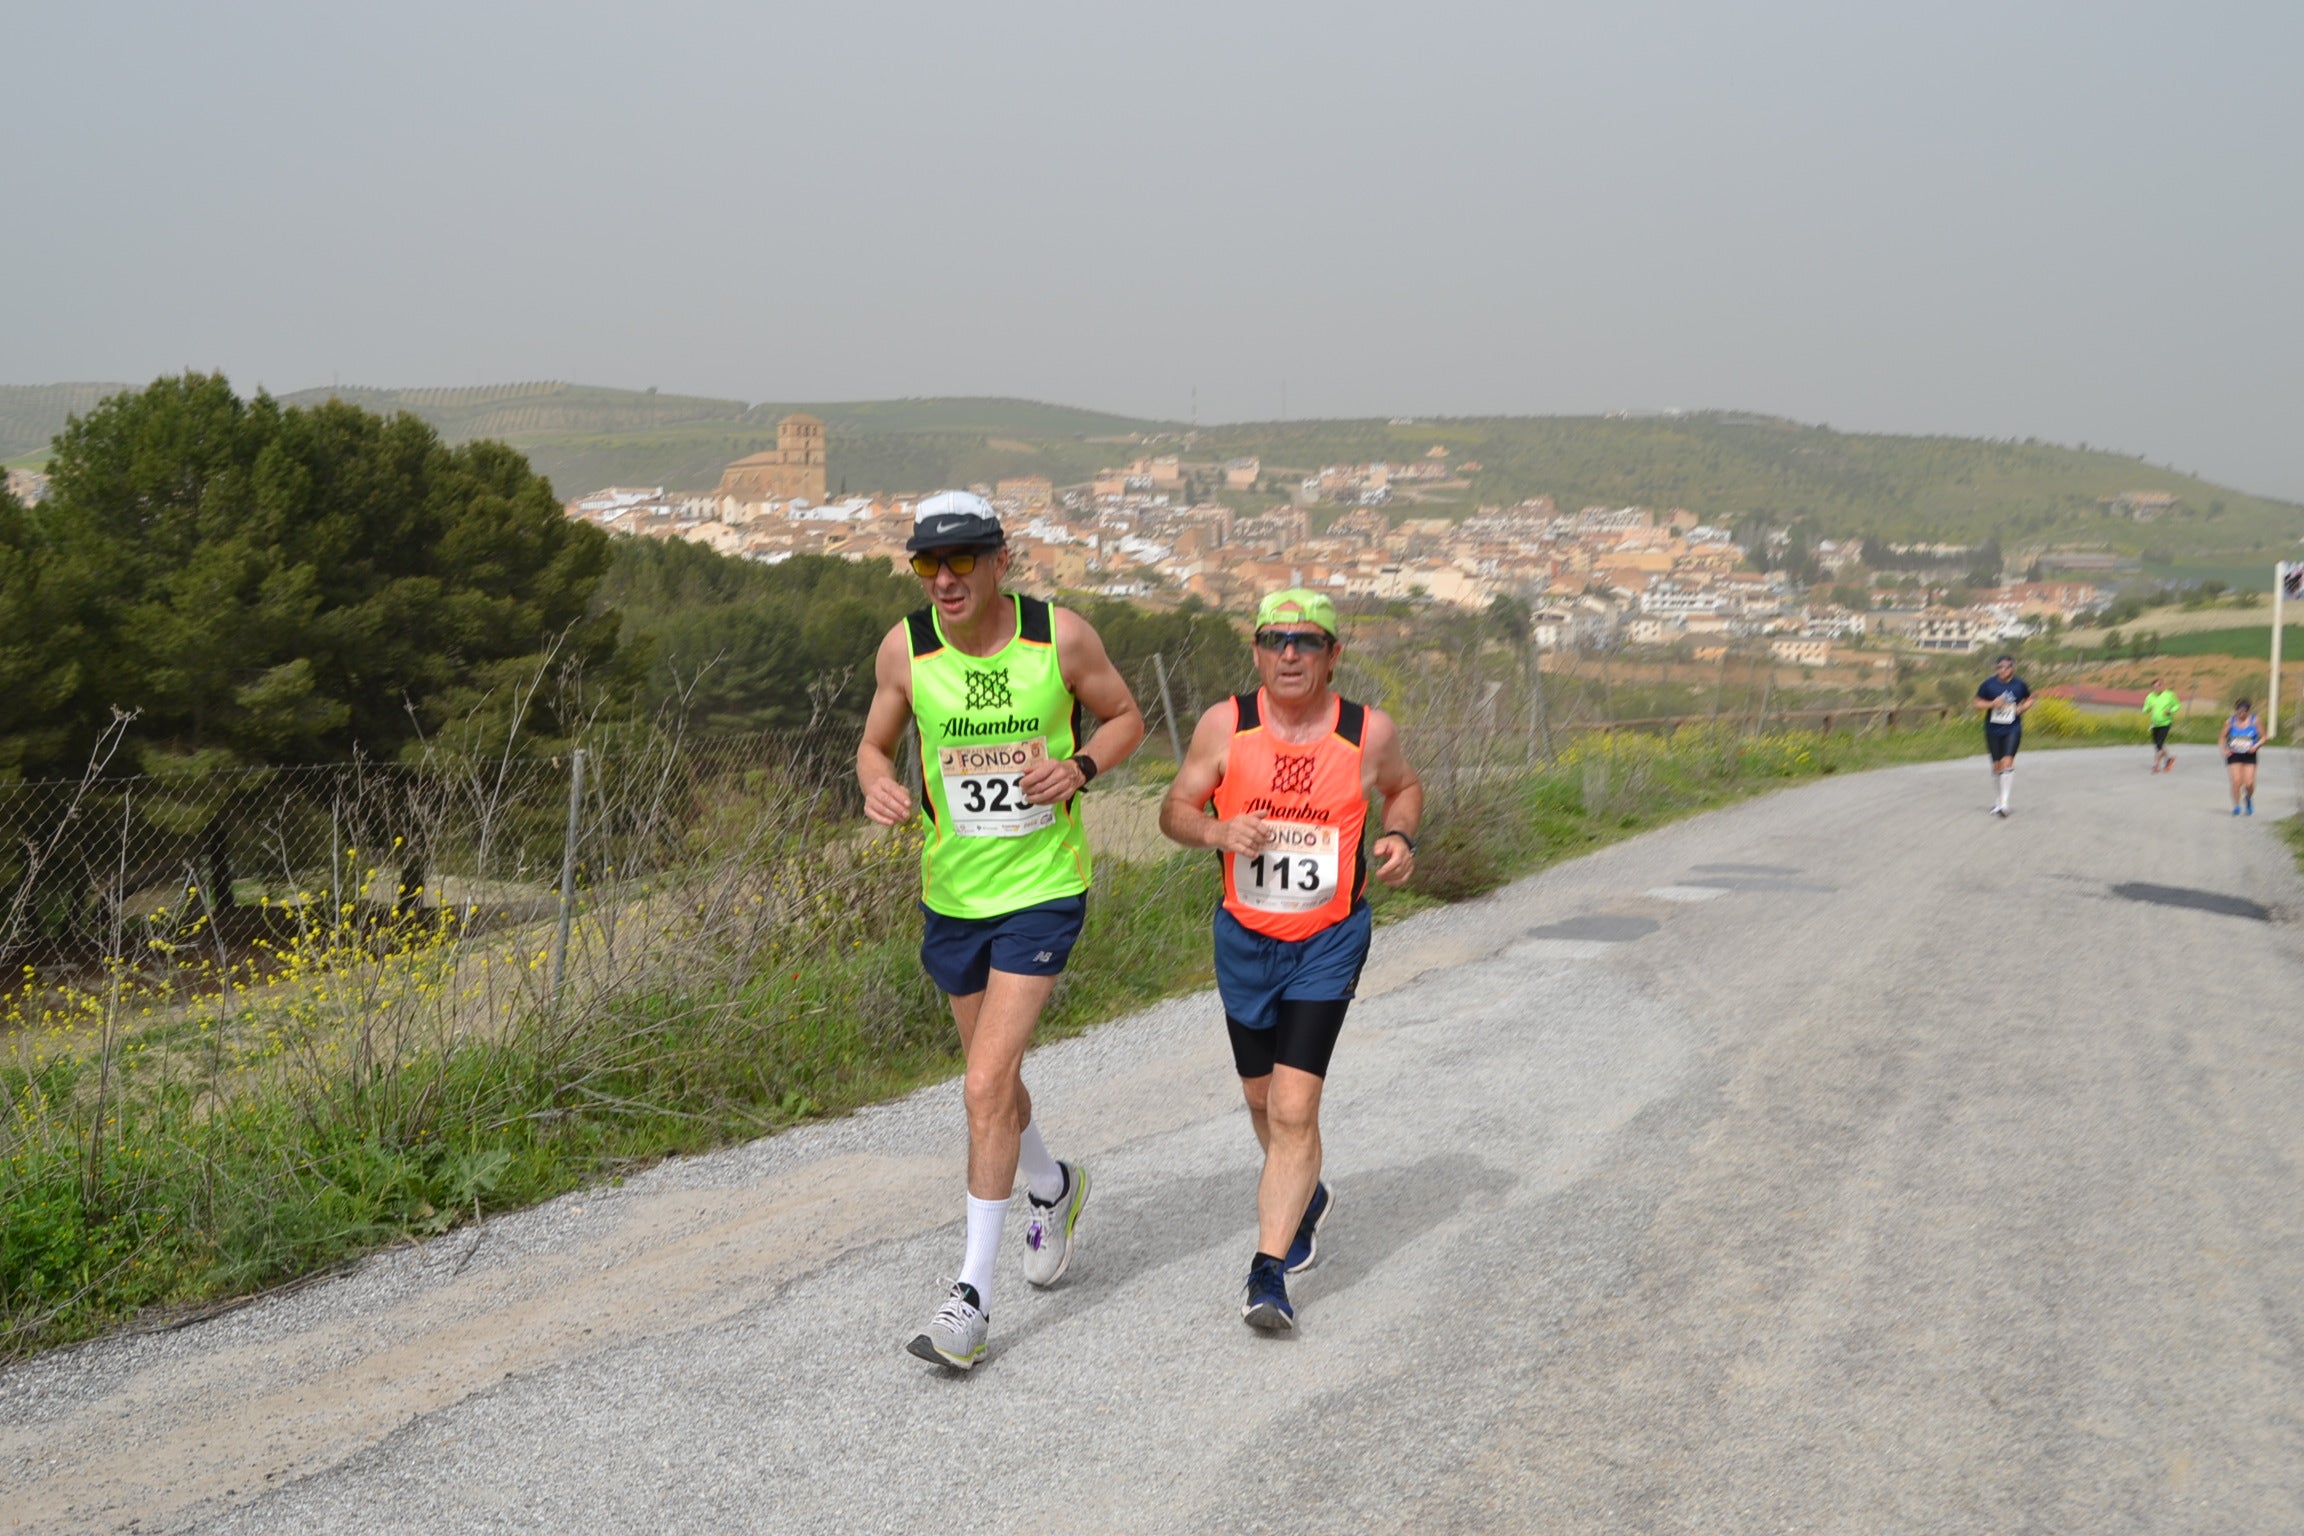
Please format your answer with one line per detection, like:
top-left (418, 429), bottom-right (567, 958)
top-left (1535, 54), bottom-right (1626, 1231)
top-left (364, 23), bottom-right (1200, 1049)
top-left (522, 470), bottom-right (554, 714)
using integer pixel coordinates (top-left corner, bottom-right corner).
top-left (2228, 751), bottom-right (2258, 766)
top-left (1985, 725), bottom-right (2022, 760)
top-left (2151, 725), bottom-right (2171, 749)
top-left (1228, 1000), bottom-right (1351, 1079)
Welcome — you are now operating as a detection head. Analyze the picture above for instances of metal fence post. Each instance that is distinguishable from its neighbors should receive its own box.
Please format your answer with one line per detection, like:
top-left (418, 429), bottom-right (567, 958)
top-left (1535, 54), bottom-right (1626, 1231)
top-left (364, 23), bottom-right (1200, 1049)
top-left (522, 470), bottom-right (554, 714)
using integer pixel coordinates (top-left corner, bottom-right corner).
top-left (1151, 652), bottom-right (1185, 763)
top-left (549, 748), bottom-right (586, 1008)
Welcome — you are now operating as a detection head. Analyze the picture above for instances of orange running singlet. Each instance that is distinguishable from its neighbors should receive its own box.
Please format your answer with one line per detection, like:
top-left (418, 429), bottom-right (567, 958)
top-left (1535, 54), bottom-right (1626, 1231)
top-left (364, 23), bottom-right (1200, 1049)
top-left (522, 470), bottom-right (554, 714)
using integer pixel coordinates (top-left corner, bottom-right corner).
top-left (1211, 690), bottom-right (1371, 941)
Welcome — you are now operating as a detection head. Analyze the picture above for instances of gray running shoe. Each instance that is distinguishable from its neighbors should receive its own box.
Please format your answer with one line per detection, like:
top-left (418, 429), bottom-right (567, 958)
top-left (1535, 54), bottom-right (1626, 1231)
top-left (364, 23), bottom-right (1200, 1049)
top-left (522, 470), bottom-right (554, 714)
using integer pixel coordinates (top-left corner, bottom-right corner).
top-left (1021, 1161), bottom-right (1088, 1288)
top-left (906, 1281), bottom-right (988, 1370)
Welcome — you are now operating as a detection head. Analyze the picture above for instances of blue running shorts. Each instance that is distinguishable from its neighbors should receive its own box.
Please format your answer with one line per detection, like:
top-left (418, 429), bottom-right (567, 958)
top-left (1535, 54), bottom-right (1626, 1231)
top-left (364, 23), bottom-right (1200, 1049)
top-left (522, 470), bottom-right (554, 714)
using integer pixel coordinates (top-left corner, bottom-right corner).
top-left (1985, 725), bottom-right (2021, 760)
top-left (1214, 901), bottom-right (1373, 1032)
top-left (918, 895), bottom-right (1087, 997)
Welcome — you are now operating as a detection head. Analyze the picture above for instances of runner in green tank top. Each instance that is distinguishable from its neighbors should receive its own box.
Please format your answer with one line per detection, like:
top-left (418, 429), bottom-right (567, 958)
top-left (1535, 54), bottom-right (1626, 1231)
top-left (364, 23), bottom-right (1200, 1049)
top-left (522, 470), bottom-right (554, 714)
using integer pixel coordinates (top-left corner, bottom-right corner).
top-left (857, 491), bottom-right (1145, 1370)
top-left (2141, 677), bottom-right (2182, 774)
top-left (907, 593), bottom-right (1095, 917)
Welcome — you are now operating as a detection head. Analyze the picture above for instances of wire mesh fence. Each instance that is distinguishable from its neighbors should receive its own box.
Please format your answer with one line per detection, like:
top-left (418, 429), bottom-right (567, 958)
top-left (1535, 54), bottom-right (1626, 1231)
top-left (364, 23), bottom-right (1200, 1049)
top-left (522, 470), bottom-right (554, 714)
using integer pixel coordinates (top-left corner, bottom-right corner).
top-left (0, 633), bottom-right (1960, 998)
top-left (0, 631), bottom-right (2005, 1354)
top-left (0, 726), bottom-right (862, 992)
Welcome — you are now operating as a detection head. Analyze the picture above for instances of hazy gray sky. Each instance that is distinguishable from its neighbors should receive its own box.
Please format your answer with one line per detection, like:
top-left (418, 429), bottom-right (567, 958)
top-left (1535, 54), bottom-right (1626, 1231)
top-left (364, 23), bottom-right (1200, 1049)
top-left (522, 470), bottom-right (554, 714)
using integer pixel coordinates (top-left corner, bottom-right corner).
top-left (11, 1), bottom-right (2301, 497)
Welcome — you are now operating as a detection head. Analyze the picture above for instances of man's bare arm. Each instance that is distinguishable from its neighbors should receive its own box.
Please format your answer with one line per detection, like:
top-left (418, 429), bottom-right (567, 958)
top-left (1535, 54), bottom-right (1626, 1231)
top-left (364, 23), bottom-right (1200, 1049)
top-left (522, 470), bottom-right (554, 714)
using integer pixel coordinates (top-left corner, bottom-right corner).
top-left (1159, 703), bottom-right (1270, 855)
top-left (1363, 708), bottom-right (1424, 886)
top-left (1018, 609), bottom-right (1148, 804)
top-left (856, 625), bottom-right (917, 826)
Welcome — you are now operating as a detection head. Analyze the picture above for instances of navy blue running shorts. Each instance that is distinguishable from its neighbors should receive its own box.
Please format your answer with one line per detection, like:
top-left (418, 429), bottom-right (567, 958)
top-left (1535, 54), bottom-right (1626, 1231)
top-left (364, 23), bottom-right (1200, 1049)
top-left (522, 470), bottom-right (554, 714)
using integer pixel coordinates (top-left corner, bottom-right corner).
top-left (1985, 725), bottom-right (2021, 760)
top-left (1214, 902), bottom-right (1372, 1034)
top-left (918, 894), bottom-right (1087, 997)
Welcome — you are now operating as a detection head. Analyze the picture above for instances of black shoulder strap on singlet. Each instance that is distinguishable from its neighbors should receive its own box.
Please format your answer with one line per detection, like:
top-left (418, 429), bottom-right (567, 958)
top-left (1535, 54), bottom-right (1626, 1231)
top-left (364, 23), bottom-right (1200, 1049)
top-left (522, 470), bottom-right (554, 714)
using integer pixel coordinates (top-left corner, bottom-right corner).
top-left (1018, 593), bottom-right (1053, 644)
top-left (1232, 691), bottom-right (1261, 733)
top-left (905, 609), bottom-right (940, 658)
top-left (1335, 697), bottom-right (1367, 747)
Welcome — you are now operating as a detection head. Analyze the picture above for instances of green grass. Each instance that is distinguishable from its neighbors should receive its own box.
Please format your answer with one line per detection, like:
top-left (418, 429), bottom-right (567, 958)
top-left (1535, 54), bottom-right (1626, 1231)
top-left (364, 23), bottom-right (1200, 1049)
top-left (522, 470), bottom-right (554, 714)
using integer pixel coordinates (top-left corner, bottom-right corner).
top-left (0, 714), bottom-right (2028, 1359)
top-left (1, 819), bottom-right (1226, 1357)
top-left (2143, 625), bottom-right (2304, 660)
top-left (2280, 815), bottom-right (2304, 877)
top-left (2148, 560), bottom-right (2287, 594)
top-left (1188, 412), bottom-right (2304, 551)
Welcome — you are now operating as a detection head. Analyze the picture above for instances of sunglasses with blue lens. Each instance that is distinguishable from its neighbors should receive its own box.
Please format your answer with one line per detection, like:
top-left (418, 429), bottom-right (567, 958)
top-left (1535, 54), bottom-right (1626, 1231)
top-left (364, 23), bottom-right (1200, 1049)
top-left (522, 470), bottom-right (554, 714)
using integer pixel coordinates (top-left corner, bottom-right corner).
top-left (1255, 629), bottom-right (1333, 655)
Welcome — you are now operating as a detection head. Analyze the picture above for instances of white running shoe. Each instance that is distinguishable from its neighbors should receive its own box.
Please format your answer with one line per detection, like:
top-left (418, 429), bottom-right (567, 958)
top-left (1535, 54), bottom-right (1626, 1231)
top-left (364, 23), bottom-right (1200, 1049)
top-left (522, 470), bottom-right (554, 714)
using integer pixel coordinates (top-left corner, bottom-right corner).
top-left (1021, 1162), bottom-right (1088, 1288)
top-left (1992, 805), bottom-right (2009, 818)
top-left (906, 1281), bottom-right (988, 1370)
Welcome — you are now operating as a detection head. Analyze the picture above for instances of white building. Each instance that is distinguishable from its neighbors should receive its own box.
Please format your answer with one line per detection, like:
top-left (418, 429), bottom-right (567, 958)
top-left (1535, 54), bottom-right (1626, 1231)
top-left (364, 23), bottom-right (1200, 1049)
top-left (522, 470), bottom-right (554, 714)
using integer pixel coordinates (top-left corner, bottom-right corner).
top-left (1911, 615), bottom-right (1983, 653)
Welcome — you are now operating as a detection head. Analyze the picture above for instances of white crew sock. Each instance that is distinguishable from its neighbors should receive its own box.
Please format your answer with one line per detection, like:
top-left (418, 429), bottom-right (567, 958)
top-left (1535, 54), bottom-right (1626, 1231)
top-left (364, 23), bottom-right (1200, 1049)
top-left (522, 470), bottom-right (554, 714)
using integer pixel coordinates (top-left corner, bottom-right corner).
top-left (959, 1194), bottom-right (1008, 1312)
top-left (1017, 1120), bottom-right (1065, 1204)
top-left (1998, 767), bottom-right (2014, 809)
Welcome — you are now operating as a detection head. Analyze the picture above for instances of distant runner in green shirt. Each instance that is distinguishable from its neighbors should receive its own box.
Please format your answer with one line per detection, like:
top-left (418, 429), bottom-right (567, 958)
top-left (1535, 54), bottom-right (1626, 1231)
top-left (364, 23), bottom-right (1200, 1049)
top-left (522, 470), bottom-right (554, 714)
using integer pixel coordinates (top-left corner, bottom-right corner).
top-left (2142, 678), bottom-right (2183, 774)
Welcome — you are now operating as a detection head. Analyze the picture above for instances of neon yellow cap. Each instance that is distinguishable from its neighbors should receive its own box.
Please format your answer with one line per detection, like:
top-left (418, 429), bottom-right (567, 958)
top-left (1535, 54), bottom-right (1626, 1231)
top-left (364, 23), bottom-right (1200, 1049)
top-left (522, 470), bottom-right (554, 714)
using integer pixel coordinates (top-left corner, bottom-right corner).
top-left (1254, 587), bottom-right (1338, 636)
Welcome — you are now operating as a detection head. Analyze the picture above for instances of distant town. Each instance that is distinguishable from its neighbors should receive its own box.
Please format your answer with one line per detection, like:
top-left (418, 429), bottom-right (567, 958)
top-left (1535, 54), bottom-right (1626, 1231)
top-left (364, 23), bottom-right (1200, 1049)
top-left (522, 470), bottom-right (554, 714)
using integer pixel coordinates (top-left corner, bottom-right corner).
top-left (556, 414), bottom-right (2129, 666)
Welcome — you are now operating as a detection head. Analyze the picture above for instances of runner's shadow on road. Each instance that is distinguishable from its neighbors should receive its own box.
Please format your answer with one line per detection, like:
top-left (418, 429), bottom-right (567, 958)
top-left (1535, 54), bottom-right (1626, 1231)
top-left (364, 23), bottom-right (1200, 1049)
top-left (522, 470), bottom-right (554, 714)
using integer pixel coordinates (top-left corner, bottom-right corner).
top-left (995, 1153), bottom-right (1515, 1355)
top-left (1291, 1154), bottom-right (1516, 1311)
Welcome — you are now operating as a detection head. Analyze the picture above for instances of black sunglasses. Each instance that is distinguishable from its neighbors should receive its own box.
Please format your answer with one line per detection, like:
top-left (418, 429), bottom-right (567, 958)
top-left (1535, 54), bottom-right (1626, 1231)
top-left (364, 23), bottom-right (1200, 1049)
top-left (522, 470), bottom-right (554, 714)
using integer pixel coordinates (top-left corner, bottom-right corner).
top-left (1255, 629), bottom-right (1333, 655)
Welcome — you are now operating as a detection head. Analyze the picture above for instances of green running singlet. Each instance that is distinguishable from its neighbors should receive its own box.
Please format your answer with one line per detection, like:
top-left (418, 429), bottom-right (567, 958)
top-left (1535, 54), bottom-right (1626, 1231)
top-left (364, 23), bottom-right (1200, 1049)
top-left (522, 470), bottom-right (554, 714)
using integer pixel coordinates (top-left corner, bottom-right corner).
top-left (906, 593), bottom-right (1092, 919)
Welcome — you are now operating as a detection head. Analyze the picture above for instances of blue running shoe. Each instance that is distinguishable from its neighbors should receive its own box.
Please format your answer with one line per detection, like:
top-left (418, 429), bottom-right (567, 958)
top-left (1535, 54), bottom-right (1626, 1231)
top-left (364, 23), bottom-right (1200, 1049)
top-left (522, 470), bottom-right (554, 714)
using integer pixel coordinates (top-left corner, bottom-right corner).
top-left (1241, 1254), bottom-right (1295, 1332)
top-left (2234, 805), bottom-right (2243, 816)
top-left (1284, 1181), bottom-right (1333, 1274)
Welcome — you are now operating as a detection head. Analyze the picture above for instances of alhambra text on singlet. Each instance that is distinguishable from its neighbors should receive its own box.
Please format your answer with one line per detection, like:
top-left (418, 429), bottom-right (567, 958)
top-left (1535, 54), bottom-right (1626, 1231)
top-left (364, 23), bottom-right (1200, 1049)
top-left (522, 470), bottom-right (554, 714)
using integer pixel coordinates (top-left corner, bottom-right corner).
top-left (939, 713), bottom-right (1044, 740)
top-left (1242, 796), bottom-right (1335, 820)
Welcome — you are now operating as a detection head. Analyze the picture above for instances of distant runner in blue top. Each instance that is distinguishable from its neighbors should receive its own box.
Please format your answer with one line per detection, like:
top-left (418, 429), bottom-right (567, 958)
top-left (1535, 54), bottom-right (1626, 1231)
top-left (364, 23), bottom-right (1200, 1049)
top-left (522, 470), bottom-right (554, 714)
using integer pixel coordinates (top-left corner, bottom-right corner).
top-left (2221, 697), bottom-right (2262, 816)
top-left (1973, 654), bottom-right (2033, 818)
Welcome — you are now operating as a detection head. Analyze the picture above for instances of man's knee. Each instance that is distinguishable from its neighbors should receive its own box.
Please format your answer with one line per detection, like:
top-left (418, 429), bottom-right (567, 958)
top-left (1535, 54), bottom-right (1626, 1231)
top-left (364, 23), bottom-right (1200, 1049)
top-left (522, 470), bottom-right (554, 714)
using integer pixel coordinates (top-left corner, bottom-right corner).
top-left (1239, 1072), bottom-right (1272, 1115)
top-left (1265, 1084), bottom-right (1321, 1141)
top-left (963, 1065), bottom-right (1021, 1124)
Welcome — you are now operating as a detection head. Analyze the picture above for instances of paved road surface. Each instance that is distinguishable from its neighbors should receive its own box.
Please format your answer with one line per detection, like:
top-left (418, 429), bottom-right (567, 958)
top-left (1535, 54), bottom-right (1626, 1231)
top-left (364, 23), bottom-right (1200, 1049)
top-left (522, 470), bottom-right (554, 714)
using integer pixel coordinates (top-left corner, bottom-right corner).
top-left (6, 746), bottom-right (2300, 1534)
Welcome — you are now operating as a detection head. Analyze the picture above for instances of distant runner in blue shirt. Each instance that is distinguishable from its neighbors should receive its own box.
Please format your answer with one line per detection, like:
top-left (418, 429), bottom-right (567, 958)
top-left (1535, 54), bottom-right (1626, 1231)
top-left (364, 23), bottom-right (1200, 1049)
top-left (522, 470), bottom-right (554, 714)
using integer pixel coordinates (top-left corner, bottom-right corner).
top-left (2221, 698), bottom-right (2262, 816)
top-left (1973, 655), bottom-right (2033, 818)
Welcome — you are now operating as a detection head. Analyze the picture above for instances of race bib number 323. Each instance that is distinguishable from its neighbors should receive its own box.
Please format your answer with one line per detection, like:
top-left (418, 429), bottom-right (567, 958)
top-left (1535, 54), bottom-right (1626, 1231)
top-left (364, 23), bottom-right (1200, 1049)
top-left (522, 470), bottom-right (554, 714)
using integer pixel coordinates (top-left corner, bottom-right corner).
top-left (938, 738), bottom-right (1057, 838)
top-left (1236, 822), bottom-right (1340, 913)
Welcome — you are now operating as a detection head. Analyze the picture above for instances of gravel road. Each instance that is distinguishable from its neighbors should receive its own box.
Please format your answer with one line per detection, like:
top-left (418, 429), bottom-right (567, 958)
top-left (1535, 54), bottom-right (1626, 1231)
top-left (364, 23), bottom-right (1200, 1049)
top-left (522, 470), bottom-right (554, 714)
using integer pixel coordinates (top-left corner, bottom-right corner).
top-left (5, 745), bottom-right (2299, 1534)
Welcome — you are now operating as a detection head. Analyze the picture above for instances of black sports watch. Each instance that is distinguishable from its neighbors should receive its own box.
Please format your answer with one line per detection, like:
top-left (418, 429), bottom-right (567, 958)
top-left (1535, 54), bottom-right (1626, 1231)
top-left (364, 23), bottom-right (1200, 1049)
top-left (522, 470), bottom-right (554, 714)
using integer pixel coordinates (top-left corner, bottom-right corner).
top-left (1376, 829), bottom-right (1416, 853)
top-left (1071, 754), bottom-right (1100, 787)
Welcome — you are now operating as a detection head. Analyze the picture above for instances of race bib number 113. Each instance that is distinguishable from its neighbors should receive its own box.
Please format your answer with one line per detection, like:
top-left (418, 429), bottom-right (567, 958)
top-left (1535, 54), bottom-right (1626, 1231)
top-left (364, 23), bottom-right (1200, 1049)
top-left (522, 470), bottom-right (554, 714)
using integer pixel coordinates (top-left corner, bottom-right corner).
top-left (938, 738), bottom-right (1057, 838)
top-left (1236, 823), bottom-right (1340, 913)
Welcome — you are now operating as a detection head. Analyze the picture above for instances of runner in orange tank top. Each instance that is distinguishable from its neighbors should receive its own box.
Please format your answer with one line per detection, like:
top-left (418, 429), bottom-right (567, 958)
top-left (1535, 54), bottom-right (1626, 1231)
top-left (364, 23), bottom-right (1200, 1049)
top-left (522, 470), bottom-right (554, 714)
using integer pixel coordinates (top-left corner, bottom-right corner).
top-left (1211, 689), bottom-right (1369, 942)
top-left (1160, 588), bottom-right (1424, 1333)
